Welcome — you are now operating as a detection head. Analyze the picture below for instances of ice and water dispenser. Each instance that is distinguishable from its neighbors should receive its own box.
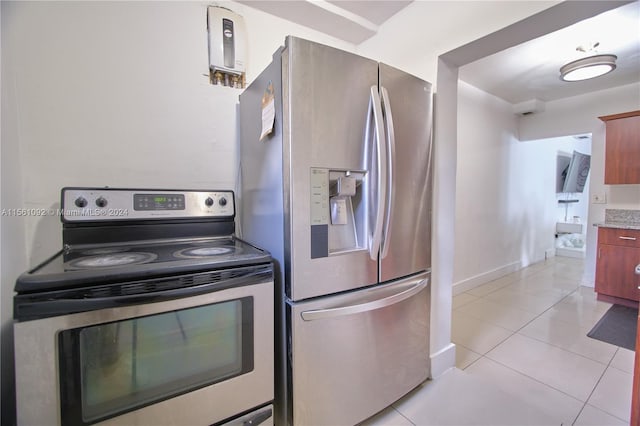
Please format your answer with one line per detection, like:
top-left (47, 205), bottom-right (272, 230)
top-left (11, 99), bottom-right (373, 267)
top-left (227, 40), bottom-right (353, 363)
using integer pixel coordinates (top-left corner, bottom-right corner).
top-left (310, 168), bottom-right (367, 258)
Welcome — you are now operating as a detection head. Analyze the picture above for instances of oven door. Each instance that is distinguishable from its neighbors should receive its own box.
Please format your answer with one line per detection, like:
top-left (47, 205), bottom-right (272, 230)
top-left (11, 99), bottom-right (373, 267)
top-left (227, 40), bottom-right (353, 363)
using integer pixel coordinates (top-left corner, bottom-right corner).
top-left (14, 268), bottom-right (274, 426)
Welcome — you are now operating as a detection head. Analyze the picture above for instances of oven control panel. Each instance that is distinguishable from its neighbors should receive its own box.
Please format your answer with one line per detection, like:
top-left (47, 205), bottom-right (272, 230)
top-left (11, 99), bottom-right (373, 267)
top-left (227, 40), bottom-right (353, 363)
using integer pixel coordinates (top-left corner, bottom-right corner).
top-left (61, 188), bottom-right (235, 222)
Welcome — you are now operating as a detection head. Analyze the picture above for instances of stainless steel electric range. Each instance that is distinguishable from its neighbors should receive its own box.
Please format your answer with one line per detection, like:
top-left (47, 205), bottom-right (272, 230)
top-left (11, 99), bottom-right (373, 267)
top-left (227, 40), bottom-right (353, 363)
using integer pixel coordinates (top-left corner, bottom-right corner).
top-left (13, 187), bottom-right (274, 426)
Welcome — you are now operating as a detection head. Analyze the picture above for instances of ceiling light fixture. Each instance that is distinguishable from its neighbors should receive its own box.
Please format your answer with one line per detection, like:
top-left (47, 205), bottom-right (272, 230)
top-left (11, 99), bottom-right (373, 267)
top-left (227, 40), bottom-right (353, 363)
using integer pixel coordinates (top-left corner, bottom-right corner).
top-left (560, 54), bottom-right (617, 82)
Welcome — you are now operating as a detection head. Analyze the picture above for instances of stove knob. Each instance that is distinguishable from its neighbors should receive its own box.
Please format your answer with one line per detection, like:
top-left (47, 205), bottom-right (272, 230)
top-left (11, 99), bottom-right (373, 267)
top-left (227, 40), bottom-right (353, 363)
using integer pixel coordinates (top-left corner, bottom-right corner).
top-left (74, 197), bottom-right (88, 208)
top-left (205, 197), bottom-right (214, 207)
top-left (219, 197), bottom-right (227, 206)
top-left (95, 197), bottom-right (108, 208)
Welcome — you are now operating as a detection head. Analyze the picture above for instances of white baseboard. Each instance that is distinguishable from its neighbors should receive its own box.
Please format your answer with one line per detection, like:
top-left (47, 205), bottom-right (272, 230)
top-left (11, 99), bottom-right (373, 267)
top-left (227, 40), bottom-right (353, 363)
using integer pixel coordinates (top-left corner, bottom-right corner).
top-left (430, 343), bottom-right (456, 379)
top-left (556, 247), bottom-right (585, 258)
top-left (545, 248), bottom-right (555, 259)
top-left (452, 261), bottom-right (521, 296)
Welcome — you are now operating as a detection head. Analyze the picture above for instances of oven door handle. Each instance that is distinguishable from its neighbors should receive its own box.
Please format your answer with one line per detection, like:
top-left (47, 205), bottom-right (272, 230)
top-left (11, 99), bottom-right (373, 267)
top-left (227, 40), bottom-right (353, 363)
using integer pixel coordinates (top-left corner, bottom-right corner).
top-left (14, 267), bottom-right (272, 321)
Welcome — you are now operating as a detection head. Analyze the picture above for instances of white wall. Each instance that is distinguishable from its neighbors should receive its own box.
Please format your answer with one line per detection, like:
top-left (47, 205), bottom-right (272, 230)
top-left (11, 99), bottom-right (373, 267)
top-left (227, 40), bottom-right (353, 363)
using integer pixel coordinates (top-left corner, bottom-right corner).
top-left (0, 1), bottom-right (354, 422)
top-left (517, 82), bottom-right (640, 287)
top-left (3, 0), bottom-right (355, 267)
top-left (455, 81), bottom-right (527, 288)
top-left (454, 82), bottom-right (590, 292)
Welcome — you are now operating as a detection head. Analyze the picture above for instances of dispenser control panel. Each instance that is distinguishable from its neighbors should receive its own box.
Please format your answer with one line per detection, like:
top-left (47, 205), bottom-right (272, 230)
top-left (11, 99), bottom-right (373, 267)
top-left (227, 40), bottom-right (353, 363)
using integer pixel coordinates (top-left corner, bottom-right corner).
top-left (310, 168), bottom-right (329, 225)
top-left (309, 168), bottom-right (366, 258)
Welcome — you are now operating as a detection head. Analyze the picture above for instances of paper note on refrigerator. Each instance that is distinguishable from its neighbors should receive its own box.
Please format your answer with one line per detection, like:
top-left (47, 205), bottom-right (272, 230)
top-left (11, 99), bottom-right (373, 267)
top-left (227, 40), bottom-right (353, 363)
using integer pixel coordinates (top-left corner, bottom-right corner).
top-left (260, 81), bottom-right (275, 141)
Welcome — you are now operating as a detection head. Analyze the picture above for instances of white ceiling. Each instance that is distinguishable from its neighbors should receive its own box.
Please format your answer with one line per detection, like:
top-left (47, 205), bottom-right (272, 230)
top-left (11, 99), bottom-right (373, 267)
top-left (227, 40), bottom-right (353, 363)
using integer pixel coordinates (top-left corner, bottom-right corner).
top-left (236, 0), bottom-right (412, 44)
top-left (460, 1), bottom-right (640, 104)
top-left (238, 0), bottom-right (640, 106)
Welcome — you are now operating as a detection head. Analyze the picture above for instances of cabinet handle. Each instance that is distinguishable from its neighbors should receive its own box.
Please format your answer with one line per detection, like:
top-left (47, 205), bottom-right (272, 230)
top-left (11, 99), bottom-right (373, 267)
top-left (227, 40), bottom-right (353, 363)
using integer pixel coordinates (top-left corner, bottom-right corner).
top-left (635, 264), bottom-right (640, 275)
top-left (619, 236), bottom-right (637, 241)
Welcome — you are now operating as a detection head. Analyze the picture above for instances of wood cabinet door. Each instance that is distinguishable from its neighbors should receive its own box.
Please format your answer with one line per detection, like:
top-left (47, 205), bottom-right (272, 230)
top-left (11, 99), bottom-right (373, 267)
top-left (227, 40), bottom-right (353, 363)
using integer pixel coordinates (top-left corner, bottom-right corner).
top-left (604, 114), bottom-right (640, 184)
top-left (595, 245), bottom-right (640, 301)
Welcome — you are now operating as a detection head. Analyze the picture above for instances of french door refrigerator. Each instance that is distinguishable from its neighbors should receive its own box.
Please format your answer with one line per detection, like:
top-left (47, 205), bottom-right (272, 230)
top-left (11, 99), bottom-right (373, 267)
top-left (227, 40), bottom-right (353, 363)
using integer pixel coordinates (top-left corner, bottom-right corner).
top-left (239, 36), bottom-right (433, 426)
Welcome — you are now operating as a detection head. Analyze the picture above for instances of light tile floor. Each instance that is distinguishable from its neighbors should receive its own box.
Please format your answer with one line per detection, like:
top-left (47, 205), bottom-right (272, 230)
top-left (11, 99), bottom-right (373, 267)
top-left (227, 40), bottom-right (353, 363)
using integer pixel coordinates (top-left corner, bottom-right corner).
top-left (363, 256), bottom-right (635, 426)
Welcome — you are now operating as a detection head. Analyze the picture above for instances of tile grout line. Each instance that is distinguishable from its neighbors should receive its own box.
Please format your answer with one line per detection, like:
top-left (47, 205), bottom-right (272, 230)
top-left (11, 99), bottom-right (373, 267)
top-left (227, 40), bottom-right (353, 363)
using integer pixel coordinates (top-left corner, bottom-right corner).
top-left (453, 263), bottom-right (580, 366)
top-left (469, 259), bottom-right (580, 298)
top-left (514, 330), bottom-right (617, 366)
top-left (454, 350), bottom-right (583, 424)
top-left (457, 264), bottom-right (611, 423)
top-left (466, 279), bottom-right (612, 422)
top-left (463, 261), bottom-right (600, 347)
top-left (570, 347), bottom-right (628, 425)
top-left (460, 334), bottom-right (593, 422)
top-left (483, 286), bottom-right (617, 370)
top-left (461, 282), bottom-right (580, 357)
top-left (519, 263), bottom-right (631, 424)
top-left (506, 288), bottom-right (622, 366)
top-left (473, 352), bottom-right (586, 410)
top-left (385, 404), bottom-right (416, 426)
top-left (480, 282), bottom-right (627, 425)
top-left (455, 259), bottom-right (632, 424)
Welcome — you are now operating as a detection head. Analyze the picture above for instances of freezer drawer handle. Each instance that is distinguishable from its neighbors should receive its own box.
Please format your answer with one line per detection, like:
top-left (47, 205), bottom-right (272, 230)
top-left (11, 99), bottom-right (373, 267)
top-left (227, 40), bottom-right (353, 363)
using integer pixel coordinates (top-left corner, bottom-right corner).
top-left (300, 278), bottom-right (428, 321)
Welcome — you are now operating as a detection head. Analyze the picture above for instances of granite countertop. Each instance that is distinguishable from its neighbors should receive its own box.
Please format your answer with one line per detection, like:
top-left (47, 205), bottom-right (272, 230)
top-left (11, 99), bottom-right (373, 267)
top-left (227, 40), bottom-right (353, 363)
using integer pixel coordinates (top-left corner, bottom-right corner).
top-left (594, 222), bottom-right (640, 230)
top-left (593, 209), bottom-right (640, 230)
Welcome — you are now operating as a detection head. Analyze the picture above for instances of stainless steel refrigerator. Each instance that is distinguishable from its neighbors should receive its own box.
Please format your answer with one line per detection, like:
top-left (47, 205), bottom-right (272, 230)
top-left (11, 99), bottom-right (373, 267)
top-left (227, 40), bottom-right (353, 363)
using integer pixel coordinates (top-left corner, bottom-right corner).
top-left (239, 36), bottom-right (433, 426)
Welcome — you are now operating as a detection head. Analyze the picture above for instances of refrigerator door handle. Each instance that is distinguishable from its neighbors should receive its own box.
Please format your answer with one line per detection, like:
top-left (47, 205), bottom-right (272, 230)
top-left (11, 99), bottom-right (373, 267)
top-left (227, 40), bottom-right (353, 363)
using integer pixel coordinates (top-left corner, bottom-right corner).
top-left (300, 278), bottom-right (428, 321)
top-left (379, 86), bottom-right (396, 259)
top-left (367, 85), bottom-right (387, 261)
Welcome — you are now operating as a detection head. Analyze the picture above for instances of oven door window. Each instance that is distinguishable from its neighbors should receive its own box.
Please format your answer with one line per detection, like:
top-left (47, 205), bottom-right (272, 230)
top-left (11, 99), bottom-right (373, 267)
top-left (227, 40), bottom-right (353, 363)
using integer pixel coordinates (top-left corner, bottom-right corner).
top-left (58, 298), bottom-right (254, 425)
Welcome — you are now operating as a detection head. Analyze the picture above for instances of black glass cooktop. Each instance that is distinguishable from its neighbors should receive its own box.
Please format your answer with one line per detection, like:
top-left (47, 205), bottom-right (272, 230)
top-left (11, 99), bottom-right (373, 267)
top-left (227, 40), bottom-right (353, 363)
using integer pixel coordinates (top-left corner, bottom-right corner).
top-left (15, 237), bottom-right (271, 293)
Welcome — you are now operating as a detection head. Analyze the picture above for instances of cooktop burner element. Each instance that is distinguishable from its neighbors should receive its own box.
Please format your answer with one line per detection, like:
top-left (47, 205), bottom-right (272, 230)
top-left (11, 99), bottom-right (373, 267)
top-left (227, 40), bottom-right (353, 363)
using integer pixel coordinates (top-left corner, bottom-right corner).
top-left (65, 252), bottom-right (158, 270)
top-left (174, 246), bottom-right (236, 258)
top-left (80, 248), bottom-right (130, 256)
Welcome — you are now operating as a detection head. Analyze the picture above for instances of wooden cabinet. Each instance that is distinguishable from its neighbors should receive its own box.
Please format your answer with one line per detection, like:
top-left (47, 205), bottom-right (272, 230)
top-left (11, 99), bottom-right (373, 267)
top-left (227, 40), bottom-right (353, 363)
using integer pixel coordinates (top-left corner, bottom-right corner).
top-left (595, 227), bottom-right (640, 304)
top-left (598, 110), bottom-right (640, 184)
